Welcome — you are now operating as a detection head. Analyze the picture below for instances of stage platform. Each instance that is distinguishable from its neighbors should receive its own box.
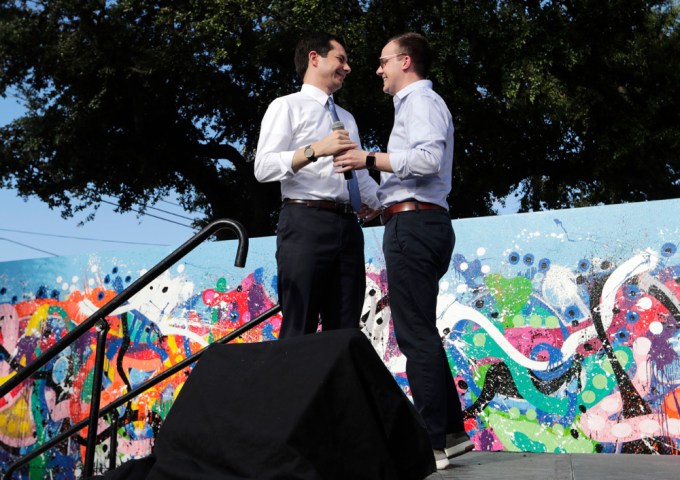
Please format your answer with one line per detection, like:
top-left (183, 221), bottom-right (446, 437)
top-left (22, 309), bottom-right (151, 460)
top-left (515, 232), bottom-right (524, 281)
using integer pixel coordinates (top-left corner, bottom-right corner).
top-left (426, 451), bottom-right (680, 479)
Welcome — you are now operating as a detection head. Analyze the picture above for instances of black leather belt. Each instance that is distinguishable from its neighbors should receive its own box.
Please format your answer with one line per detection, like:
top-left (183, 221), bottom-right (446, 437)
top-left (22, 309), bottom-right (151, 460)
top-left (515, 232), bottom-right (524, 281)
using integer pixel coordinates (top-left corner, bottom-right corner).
top-left (380, 201), bottom-right (447, 224)
top-left (283, 199), bottom-right (354, 215)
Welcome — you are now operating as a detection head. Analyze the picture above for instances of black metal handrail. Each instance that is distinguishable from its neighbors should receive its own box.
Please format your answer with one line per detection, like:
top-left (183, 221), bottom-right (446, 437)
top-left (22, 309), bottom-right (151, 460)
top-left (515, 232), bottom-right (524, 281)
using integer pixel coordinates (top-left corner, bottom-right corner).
top-left (2, 304), bottom-right (281, 480)
top-left (0, 218), bottom-right (249, 478)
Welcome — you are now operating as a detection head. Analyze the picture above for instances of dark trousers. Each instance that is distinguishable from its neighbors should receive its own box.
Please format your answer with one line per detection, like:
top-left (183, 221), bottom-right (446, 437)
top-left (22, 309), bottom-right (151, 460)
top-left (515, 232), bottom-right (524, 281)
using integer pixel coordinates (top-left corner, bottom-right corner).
top-left (383, 209), bottom-right (463, 449)
top-left (276, 204), bottom-right (366, 338)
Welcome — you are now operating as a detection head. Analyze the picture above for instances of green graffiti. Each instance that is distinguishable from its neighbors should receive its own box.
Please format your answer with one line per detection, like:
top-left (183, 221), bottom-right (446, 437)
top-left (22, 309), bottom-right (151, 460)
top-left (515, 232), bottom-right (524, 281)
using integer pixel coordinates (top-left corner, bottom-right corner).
top-left (81, 365), bottom-right (94, 403)
top-left (459, 333), bottom-right (570, 414)
top-left (487, 410), bottom-right (596, 453)
top-left (512, 314), bottom-right (525, 327)
top-left (485, 274), bottom-right (533, 319)
top-left (545, 316), bottom-right (560, 328)
top-left (456, 322), bottom-right (632, 416)
top-left (47, 305), bottom-right (74, 331)
top-left (127, 312), bottom-right (160, 344)
top-left (528, 314), bottom-right (543, 328)
top-left (577, 346), bottom-right (631, 407)
top-left (473, 332), bottom-right (487, 347)
top-left (456, 321), bottom-right (633, 424)
top-left (513, 431), bottom-right (547, 452)
top-left (29, 380), bottom-right (47, 479)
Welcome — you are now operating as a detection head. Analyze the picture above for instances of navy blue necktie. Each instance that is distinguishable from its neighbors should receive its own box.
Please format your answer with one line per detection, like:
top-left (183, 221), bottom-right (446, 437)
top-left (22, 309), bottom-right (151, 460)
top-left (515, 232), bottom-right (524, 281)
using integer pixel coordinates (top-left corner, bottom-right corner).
top-left (328, 97), bottom-right (362, 212)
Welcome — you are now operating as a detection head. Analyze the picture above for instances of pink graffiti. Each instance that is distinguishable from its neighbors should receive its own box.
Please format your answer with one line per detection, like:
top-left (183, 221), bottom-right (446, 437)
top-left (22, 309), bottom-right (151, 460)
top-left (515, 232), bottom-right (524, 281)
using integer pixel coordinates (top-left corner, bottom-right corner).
top-left (579, 337), bottom-right (680, 443)
top-left (0, 303), bottom-right (36, 448)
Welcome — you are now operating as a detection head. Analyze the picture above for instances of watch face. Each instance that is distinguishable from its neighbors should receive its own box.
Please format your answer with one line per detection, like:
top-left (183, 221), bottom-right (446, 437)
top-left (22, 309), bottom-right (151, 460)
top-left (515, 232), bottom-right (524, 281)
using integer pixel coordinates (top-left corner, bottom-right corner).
top-left (304, 146), bottom-right (315, 160)
top-left (366, 155), bottom-right (375, 169)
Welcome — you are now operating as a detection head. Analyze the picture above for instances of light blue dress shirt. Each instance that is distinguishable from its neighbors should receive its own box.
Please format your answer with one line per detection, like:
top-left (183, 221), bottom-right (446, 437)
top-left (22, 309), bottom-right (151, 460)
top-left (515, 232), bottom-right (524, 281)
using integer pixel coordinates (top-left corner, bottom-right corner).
top-left (377, 80), bottom-right (454, 210)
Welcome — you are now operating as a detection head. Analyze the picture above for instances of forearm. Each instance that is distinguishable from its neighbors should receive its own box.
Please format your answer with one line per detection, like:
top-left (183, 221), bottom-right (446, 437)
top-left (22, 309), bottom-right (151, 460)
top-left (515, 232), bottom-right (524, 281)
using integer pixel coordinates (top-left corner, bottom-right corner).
top-left (368, 151), bottom-right (393, 173)
top-left (333, 149), bottom-right (394, 174)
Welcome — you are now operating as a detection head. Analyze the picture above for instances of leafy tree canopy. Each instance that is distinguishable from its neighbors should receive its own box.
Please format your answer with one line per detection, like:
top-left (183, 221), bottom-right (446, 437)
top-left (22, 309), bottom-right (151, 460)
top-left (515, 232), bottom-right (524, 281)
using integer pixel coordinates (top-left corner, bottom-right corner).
top-left (1, 0), bottom-right (679, 238)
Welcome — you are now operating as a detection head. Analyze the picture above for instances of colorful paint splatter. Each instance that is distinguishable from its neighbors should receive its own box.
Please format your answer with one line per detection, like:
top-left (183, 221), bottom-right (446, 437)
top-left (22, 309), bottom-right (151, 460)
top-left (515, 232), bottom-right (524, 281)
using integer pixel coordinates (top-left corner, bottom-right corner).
top-left (1, 199), bottom-right (679, 477)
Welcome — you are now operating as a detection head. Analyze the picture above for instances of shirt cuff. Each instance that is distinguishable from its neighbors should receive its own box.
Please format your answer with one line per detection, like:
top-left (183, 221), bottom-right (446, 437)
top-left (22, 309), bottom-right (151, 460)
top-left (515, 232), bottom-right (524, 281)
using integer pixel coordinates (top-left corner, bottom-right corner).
top-left (281, 150), bottom-right (296, 175)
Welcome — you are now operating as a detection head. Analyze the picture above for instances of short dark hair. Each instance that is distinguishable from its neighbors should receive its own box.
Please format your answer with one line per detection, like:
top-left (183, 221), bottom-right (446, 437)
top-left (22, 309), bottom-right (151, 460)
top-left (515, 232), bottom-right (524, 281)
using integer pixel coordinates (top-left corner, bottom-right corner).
top-left (389, 32), bottom-right (432, 78)
top-left (294, 33), bottom-right (346, 80)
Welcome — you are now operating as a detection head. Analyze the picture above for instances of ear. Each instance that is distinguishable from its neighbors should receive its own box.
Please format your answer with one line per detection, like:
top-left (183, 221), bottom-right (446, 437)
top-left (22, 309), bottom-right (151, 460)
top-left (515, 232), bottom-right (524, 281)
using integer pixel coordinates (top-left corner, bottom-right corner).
top-left (401, 54), bottom-right (412, 72)
top-left (308, 50), bottom-right (319, 69)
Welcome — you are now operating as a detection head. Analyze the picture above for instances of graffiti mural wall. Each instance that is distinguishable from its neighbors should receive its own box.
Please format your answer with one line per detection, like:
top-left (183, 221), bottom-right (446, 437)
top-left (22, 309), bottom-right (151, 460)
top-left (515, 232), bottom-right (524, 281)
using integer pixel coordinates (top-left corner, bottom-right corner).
top-left (1, 199), bottom-right (679, 477)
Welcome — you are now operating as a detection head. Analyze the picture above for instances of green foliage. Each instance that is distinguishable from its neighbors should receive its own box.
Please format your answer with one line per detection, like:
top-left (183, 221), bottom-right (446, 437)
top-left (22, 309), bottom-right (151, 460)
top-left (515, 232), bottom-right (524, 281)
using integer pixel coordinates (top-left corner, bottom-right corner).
top-left (1, 0), bottom-right (679, 237)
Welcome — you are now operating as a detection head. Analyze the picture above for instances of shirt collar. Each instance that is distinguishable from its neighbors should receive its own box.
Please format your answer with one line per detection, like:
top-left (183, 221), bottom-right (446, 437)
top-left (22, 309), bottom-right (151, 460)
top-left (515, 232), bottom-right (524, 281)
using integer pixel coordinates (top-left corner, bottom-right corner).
top-left (393, 79), bottom-right (433, 105)
top-left (301, 83), bottom-right (334, 107)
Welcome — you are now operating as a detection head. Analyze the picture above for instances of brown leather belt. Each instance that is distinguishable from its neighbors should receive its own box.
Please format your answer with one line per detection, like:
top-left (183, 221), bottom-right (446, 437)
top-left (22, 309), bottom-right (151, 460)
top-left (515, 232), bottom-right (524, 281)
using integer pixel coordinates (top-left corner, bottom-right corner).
top-left (380, 201), bottom-right (447, 224)
top-left (283, 199), bottom-right (354, 215)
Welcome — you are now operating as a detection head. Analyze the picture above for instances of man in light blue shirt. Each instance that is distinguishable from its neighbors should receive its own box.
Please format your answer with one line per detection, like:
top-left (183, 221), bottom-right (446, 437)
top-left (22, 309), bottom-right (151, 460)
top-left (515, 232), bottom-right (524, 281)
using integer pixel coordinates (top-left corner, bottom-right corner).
top-left (335, 32), bottom-right (472, 470)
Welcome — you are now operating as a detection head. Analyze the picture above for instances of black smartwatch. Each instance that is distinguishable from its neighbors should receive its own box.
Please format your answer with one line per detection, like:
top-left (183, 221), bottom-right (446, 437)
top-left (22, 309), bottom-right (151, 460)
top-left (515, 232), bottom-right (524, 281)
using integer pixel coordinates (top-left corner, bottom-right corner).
top-left (365, 154), bottom-right (376, 170)
top-left (304, 145), bottom-right (317, 163)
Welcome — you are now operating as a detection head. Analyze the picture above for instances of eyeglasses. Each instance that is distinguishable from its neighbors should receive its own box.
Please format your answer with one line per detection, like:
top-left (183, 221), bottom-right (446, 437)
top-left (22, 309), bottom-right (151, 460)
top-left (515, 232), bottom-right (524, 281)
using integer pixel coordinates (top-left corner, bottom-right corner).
top-left (378, 52), bottom-right (406, 67)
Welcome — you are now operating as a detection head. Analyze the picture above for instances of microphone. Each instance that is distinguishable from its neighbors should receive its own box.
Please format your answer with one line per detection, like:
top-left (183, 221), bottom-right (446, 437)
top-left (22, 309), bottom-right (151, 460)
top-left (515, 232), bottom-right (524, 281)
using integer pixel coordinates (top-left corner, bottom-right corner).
top-left (332, 121), bottom-right (352, 180)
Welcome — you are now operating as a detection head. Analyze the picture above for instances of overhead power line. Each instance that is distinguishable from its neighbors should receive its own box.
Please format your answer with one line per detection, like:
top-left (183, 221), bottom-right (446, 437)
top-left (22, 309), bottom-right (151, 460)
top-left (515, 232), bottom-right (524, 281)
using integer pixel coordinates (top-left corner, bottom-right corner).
top-left (0, 237), bottom-right (58, 257)
top-left (160, 198), bottom-right (184, 208)
top-left (146, 204), bottom-right (195, 221)
top-left (1, 196), bottom-right (199, 260)
top-left (99, 200), bottom-right (194, 228)
top-left (102, 198), bottom-right (195, 221)
top-left (0, 228), bottom-right (172, 246)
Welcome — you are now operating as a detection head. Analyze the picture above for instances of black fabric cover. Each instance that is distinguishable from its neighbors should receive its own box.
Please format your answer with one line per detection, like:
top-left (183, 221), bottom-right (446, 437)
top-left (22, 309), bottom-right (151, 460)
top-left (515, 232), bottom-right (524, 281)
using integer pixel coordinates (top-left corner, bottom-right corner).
top-left (97, 329), bottom-right (435, 480)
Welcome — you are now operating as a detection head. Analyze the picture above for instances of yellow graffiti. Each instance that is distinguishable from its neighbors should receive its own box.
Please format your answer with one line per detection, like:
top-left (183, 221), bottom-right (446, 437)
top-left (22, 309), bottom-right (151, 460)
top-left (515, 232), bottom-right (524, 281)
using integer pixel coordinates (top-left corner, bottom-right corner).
top-left (25, 304), bottom-right (50, 336)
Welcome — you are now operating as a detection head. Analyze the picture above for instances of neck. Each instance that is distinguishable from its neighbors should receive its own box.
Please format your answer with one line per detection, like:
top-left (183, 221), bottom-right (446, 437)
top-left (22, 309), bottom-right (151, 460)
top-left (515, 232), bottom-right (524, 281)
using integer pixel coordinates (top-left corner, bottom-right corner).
top-left (303, 78), bottom-right (333, 95)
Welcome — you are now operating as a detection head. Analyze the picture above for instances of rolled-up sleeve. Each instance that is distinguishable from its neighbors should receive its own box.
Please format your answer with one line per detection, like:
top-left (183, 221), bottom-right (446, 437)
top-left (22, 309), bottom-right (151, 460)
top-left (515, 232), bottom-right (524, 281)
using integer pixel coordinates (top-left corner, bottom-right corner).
top-left (254, 99), bottom-right (296, 183)
top-left (388, 91), bottom-right (448, 179)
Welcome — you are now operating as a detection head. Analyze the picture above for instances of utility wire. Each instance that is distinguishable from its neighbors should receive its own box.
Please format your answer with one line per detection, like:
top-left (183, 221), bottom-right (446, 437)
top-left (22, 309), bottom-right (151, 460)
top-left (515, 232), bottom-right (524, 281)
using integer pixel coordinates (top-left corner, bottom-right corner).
top-left (1, 197), bottom-right (197, 259)
top-left (102, 197), bottom-right (195, 221)
top-left (146, 204), bottom-right (195, 221)
top-left (160, 198), bottom-right (184, 208)
top-left (98, 200), bottom-right (194, 228)
top-left (0, 237), bottom-right (58, 257)
top-left (0, 228), bottom-right (170, 246)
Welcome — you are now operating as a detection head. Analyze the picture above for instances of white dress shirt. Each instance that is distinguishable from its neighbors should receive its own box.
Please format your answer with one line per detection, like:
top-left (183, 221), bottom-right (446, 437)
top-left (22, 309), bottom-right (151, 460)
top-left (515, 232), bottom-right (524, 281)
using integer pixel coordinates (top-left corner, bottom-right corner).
top-left (377, 80), bottom-right (454, 210)
top-left (255, 84), bottom-right (379, 209)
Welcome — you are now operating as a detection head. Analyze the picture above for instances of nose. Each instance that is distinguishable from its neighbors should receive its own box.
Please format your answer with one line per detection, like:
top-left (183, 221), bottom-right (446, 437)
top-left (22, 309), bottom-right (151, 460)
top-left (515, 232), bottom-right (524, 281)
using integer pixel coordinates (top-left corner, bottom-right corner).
top-left (376, 65), bottom-right (383, 76)
top-left (344, 62), bottom-right (351, 74)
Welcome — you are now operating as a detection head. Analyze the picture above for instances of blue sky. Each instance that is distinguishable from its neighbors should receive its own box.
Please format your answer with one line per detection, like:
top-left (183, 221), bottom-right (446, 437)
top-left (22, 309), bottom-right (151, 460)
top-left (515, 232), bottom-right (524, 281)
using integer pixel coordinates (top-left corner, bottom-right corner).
top-left (1, 90), bottom-right (519, 264)
top-left (0, 93), bottom-right (197, 263)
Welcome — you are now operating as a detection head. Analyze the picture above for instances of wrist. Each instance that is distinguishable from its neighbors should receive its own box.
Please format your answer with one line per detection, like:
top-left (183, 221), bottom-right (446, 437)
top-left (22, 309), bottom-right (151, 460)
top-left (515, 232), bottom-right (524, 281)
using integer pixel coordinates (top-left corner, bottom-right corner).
top-left (303, 144), bottom-right (317, 163)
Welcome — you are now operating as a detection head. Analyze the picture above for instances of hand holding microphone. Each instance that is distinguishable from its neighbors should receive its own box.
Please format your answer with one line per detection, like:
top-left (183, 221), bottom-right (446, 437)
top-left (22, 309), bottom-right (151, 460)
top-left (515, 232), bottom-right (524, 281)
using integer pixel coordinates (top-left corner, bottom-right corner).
top-left (310, 124), bottom-right (356, 161)
top-left (332, 121), bottom-right (353, 180)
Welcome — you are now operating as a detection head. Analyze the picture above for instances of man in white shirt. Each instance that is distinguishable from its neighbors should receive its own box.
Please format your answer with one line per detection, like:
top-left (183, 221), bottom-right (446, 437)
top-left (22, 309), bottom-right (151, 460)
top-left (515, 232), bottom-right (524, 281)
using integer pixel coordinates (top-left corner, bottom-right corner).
top-left (255, 33), bottom-right (379, 338)
top-left (334, 32), bottom-right (473, 470)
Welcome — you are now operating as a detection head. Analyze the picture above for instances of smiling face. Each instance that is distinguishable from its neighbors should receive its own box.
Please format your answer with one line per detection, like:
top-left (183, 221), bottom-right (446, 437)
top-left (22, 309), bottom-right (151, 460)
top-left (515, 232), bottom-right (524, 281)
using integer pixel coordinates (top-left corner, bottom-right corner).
top-left (376, 40), bottom-right (406, 96)
top-left (309, 40), bottom-right (351, 94)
